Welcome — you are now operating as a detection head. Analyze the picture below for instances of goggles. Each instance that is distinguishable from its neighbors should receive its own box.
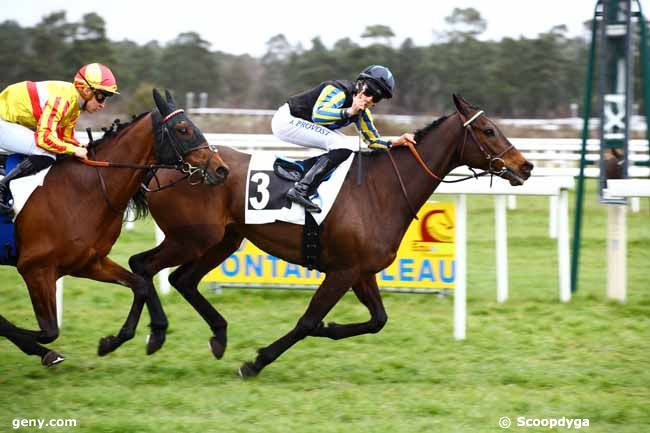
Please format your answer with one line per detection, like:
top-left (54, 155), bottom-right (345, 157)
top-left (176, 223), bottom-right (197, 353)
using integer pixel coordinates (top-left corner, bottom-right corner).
top-left (78, 71), bottom-right (113, 103)
top-left (361, 81), bottom-right (384, 103)
top-left (93, 90), bottom-right (113, 103)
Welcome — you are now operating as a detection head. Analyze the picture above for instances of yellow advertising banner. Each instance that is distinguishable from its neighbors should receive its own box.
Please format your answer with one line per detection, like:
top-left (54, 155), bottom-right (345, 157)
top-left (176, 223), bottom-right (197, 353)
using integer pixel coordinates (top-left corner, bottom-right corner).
top-left (203, 201), bottom-right (455, 290)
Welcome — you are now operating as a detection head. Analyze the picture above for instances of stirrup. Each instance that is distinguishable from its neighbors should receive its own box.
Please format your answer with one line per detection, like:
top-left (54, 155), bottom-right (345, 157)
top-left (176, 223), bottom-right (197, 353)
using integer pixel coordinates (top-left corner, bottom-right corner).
top-left (0, 200), bottom-right (14, 216)
top-left (287, 188), bottom-right (322, 213)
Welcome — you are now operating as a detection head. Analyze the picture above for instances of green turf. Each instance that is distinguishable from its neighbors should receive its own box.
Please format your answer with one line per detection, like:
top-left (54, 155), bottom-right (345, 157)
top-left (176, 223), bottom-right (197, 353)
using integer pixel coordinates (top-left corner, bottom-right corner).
top-left (1, 180), bottom-right (648, 433)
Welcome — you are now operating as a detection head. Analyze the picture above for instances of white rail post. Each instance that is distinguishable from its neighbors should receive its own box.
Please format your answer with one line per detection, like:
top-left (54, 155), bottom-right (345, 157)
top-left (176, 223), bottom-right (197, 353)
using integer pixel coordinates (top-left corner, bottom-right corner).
top-left (607, 204), bottom-right (627, 302)
top-left (155, 224), bottom-right (171, 295)
top-left (603, 179), bottom-right (650, 301)
top-left (454, 194), bottom-right (467, 340)
top-left (557, 188), bottom-right (571, 302)
top-left (124, 207), bottom-right (135, 231)
top-left (56, 278), bottom-right (63, 327)
top-left (495, 195), bottom-right (508, 303)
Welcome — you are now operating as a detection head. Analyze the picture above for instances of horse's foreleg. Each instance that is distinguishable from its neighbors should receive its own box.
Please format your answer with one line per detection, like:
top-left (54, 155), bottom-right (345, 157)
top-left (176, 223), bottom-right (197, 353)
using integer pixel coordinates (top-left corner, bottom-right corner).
top-left (310, 273), bottom-right (387, 340)
top-left (73, 257), bottom-right (149, 356)
top-left (238, 269), bottom-right (355, 377)
top-left (128, 226), bottom-right (227, 355)
top-left (169, 229), bottom-right (243, 359)
top-left (0, 314), bottom-right (61, 365)
top-left (5, 268), bottom-right (65, 366)
top-left (129, 244), bottom-right (170, 355)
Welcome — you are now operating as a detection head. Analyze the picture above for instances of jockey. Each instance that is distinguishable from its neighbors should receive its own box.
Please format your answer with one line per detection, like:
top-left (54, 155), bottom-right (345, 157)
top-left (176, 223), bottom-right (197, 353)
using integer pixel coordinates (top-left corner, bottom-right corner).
top-left (272, 64), bottom-right (416, 213)
top-left (0, 63), bottom-right (119, 214)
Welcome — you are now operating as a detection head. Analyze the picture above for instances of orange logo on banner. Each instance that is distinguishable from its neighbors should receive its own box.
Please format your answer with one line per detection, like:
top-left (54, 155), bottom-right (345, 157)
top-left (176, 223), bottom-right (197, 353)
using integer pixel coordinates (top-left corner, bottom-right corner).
top-left (203, 202), bottom-right (455, 290)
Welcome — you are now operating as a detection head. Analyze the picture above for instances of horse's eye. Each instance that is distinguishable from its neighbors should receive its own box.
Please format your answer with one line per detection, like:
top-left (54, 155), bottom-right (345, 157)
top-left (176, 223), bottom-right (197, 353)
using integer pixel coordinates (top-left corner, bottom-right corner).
top-left (484, 128), bottom-right (495, 137)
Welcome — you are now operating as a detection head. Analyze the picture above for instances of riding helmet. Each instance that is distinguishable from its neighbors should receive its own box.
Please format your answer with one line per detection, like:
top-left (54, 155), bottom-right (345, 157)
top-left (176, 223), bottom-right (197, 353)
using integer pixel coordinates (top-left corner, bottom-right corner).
top-left (357, 65), bottom-right (395, 99)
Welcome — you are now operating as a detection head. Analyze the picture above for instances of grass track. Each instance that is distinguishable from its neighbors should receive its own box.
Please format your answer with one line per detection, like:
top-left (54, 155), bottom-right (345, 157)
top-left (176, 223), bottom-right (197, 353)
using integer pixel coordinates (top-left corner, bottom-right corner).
top-left (0, 180), bottom-right (648, 433)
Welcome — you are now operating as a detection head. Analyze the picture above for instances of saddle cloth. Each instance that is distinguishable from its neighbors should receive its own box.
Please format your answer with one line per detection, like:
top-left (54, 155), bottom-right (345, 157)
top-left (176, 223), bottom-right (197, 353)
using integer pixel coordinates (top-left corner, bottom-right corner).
top-left (245, 152), bottom-right (354, 226)
top-left (6, 167), bottom-right (51, 222)
top-left (0, 156), bottom-right (50, 263)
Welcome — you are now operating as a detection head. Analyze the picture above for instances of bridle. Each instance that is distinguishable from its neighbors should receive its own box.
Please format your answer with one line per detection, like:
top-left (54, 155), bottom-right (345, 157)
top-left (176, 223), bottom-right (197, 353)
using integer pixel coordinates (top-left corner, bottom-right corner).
top-left (80, 109), bottom-right (218, 212)
top-left (386, 108), bottom-right (515, 219)
top-left (456, 109), bottom-right (514, 177)
top-left (155, 109), bottom-right (220, 187)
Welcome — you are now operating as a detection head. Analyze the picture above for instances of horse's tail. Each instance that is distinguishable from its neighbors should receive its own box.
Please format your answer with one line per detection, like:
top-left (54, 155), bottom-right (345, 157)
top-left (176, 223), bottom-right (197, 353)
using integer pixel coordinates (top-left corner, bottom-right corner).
top-left (127, 186), bottom-right (150, 220)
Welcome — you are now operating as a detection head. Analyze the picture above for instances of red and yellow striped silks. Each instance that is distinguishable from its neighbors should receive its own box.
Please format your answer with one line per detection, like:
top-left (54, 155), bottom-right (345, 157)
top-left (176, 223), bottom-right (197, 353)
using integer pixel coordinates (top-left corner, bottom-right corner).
top-left (0, 80), bottom-right (81, 154)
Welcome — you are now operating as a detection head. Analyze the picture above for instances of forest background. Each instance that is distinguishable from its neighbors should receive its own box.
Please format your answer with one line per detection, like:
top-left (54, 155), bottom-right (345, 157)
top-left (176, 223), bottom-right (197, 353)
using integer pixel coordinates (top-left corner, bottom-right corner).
top-left (2, 7), bottom-right (640, 129)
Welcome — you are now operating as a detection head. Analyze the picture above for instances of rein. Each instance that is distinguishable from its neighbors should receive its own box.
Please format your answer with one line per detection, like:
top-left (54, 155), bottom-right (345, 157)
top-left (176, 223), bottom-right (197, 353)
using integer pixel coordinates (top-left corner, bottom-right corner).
top-left (81, 110), bottom-right (215, 213)
top-left (386, 150), bottom-right (420, 220)
top-left (387, 109), bottom-right (513, 219)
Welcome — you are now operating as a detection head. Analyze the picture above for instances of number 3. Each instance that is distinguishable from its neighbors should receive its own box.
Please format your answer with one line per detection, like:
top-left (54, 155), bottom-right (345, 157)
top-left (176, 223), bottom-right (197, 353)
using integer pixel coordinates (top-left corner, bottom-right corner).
top-left (249, 172), bottom-right (270, 209)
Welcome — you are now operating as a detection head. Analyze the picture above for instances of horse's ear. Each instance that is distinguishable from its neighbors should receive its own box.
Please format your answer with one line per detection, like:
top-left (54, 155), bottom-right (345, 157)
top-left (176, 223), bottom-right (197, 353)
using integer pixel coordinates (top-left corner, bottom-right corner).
top-left (453, 93), bottom-right (468, 115)
top-left (153, 88), bottom-right (170, 117)
top-left (165, 89), bottom-right (177, 111)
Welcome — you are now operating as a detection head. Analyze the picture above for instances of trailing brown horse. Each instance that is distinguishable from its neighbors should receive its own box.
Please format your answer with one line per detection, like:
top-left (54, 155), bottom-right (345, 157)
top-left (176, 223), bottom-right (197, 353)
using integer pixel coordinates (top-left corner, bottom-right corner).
top-left (0, 89), bottom-right (229, 366)
top-left (129, 94), bottom-right (533, 376)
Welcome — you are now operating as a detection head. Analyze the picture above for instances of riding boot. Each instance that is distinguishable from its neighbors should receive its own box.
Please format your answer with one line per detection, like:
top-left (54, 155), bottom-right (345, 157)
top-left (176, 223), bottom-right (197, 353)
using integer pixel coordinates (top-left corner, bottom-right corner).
top-left (0, 156), bottom-right (54, 215)
top-left (287, 149), bottom-right (352, 213)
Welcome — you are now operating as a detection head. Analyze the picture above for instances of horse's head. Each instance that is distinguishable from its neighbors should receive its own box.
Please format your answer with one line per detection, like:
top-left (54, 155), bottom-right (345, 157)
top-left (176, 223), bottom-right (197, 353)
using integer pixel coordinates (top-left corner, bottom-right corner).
top-left (152, 89), bottom-right (229, 185)
top-left (452, 94), bottom-right (532, 185)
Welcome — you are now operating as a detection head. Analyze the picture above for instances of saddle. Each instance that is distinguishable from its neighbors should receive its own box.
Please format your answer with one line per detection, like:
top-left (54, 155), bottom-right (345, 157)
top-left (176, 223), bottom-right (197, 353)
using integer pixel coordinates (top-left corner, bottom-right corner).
top-left (0, 154), bottom-right (22, 265)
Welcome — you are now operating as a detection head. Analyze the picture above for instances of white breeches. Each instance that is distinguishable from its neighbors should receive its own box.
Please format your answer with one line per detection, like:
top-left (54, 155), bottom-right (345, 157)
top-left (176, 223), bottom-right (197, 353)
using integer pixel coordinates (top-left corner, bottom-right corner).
top-left (0, 117), bottom-right (55, 158)
top-left (271, 103), bottom-right (358, 152)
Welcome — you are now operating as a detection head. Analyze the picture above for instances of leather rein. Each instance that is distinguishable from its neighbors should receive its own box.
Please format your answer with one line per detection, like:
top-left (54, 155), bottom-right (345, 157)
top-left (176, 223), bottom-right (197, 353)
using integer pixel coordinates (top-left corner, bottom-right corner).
top-left (79, 109), bottom-right (215, 213)
top-left (386, 109), bottom-right (514, 220)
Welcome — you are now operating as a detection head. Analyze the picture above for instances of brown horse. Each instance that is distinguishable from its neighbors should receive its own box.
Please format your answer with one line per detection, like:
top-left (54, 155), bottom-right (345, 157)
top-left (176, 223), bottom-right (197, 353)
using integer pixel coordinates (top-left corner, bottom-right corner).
top-left (0, 89), bottom-right (229, 366)
top-left (129, 94), bottom-right (533, 376)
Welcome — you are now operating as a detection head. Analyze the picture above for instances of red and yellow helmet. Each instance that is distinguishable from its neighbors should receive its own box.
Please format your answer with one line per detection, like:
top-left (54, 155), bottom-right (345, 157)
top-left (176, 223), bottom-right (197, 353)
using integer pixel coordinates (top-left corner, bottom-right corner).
top-left (74, 63), bottom-right (119, 94)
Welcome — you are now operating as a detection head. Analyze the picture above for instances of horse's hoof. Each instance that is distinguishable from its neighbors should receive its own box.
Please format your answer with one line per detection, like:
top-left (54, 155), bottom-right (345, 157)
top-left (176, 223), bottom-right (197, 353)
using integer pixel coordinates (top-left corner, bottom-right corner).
top-left (238, 362), bottom-right (260, 378)
top-left (97, 336), bottom-right (118, 356)
top-left (209, 336), bottom-right (226, 359)
top-left (146, 332), bottom-right (166, 355)
top-left (41, 351), bottom-right (65, 367)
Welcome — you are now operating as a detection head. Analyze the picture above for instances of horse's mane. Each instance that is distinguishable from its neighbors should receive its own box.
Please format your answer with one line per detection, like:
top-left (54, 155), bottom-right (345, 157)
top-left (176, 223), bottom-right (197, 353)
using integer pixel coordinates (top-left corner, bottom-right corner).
top-left (128, 187), bottom-right (149, 221)
top-left (413, 114), bottom-right (451, 143)
top-left (88, 112), bottom-right (150, 149)
top-left (87, 112), bottom-right (152, 221)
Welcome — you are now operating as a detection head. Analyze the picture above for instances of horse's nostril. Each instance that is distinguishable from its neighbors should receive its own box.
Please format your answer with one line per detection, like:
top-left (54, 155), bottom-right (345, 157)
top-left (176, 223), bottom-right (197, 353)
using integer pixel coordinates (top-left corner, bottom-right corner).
top-left (216, 167), bottom-right (230, 179)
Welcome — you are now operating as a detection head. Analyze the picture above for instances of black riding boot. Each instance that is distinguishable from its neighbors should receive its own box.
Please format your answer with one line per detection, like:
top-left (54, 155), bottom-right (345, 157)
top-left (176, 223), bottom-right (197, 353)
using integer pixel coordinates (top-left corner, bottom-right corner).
top-left (286, 149), bottom-right (352, 213)
top-left (0, 155), bottom-right (54, 215)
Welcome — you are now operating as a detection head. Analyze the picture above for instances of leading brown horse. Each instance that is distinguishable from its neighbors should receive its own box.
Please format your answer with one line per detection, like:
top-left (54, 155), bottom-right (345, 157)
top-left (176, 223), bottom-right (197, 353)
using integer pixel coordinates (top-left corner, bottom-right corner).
top-left (129, 94), bottom-right (533, 376)
top-left (0, 89), bottom-right (229, 366)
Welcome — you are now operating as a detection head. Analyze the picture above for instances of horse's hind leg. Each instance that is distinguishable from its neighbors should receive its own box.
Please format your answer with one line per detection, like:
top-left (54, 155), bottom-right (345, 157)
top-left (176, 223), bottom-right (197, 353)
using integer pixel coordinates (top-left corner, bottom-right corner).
top-left (168, 228), bottom-right (244, 359)
top-left (73, 256), bottom-right (150, 356)
top-left (310, 273), bottom-right (387, 339)
top-left (239, 269), bottom-right (355, 377)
